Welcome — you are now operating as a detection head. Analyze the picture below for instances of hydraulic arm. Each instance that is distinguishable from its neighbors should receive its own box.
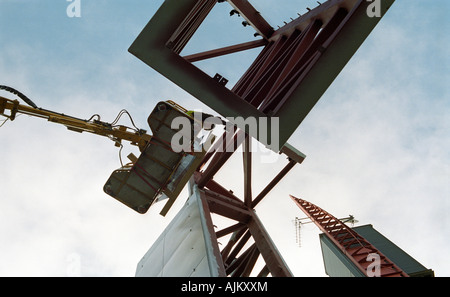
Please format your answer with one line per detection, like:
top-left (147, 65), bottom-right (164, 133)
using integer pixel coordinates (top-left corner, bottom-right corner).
top-left (0, 91), bottom-right (151, 152)
top-left (1, 86), bottom-right (213, 216)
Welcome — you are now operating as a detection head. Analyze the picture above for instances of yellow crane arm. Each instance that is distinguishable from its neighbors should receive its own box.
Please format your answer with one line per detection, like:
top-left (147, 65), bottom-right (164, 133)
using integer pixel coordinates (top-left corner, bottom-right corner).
top-left (0, 95), bottom-right (151, 151)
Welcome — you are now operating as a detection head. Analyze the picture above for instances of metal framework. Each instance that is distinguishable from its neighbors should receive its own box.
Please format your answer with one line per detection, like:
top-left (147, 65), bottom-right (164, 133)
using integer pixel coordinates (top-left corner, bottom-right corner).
top-left (291, 196), bottom-right (409, 277)
top-left (129, 0), bottom-right (396, 276)
top-left (192, 132), bottom-right (303, 276)
top-left (0, 95), bottom-right (151, 151)
top-left (130, 0), bottom-right (395, 151)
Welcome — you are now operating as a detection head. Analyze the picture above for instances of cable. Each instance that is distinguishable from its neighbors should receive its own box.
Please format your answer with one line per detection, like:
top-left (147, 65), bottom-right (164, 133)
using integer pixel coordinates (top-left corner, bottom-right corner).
top-left (111, 109), bottom-right (140, 133)
top-left (87, 114), bottom-right (101, 122)
top-left (0, 85), bottom-right (38, 108)
top-left (112, 109), bottom-right (139, 130)
top-left (0, 85), bottom-right (105, 124)
top-left (118, 143), bottom-right (124, 168)
top-left (0, 117), bottom-right (9, 128)
top-left (0, 86), bottom-right (142, 134)
top-left (0, 113), bottom-right (23, 127)
top-left (111, 109), bottom-right (127, 125)
top-left (1, 85), bottom-right (146, 155)
top-left (107, 135), bottom-right (125, 167)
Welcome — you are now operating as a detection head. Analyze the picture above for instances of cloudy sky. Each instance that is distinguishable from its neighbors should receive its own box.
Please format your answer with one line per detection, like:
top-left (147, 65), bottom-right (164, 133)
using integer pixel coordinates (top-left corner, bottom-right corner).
top-left (0, 0), bottom-right (448, 277)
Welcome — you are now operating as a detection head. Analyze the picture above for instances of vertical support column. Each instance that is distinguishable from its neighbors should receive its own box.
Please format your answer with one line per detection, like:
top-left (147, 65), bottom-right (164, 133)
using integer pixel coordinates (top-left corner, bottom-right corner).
top-left (243, 134), bottom-right (252, 206)
top-left (197, 187), bottom-right (227, 276)
top-left (247, 211), bottom-right (293, 277)
top-left (197, 180), bottom-right (294, 276)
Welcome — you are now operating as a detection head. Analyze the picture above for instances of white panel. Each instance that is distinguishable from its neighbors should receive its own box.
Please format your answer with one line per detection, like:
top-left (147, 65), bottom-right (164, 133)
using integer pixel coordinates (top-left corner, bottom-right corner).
top-left (135, 186), bottom-right (221, 277)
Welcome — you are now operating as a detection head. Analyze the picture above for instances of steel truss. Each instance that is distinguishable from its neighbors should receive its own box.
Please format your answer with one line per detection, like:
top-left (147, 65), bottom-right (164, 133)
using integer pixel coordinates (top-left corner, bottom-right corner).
top-left (130, 0), bottom-right (396, 277)
top-left (130, 0), bottom-right (395, 150)
top-left (193, 132), bottom-right (302, 277)
top-left (291, 196), bottom-right (409, 277)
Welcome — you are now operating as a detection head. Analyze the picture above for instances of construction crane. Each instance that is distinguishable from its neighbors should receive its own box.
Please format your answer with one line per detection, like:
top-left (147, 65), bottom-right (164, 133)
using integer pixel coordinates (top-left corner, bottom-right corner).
top-left (0, 85), bottom-right (213, 216)
top-left (290, 195), bottom-right (409, 277)
top-left (0, 85), bottom-right (152, 152)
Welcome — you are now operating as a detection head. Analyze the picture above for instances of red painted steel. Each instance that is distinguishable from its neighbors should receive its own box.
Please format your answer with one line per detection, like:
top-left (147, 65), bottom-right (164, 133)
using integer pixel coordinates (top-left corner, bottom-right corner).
top-left (233, 7), bottom-right (350, 114)
top-left (183, 39), bottom-right (267, 63)
top-left (167, 0), bottom-right (216, 53)
top-left (227, 0), bottom-right (274, 39)
top-left (193, 149), bottom-right (299, 276)
top-left (128, 0), bottom-right (396, 277)
top-left (290, 195), bottom-right (409, 277)
top-left (130, 0), bottom-right (396, 150)
top-left (198, 187), bottom-right (294, 276)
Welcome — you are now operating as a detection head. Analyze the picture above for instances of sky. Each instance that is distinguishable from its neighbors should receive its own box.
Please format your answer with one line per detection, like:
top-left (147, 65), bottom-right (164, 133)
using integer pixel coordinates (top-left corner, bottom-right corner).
top-left (0, 0), bottom-right (448, 277)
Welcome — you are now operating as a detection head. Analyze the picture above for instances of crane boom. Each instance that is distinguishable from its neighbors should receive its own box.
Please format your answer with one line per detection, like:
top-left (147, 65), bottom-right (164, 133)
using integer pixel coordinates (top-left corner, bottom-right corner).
top-left (1, 89), bottom-right (212, 216)
top-left (290, 195), bottom-right (409, 277)
top-left (0, 95), bottom-right (152, 151)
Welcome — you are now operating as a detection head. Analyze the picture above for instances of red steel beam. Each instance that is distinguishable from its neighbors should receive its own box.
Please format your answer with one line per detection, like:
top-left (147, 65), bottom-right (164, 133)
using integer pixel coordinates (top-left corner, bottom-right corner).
top-left (291, 196), bottom-right (409, 277)
top-left (183, 39), bottom-right (267, 63)
top-left (232, 39), bottom-right (277, 98)
top-left (227, 243), bottom-right (260, 277)
top-left (243, 29), bottom-right (305, 108)
top-left (196, 130), bottom-right (231, 171)
top-left (257, 265), bottom-right (270, 277)
top-left (167, 0), bottom-right (216, 53)
top-left (243, 134), bottom-right (252, 206)
top-left (131, 0), bottom-right (396, 151)
top-left (202, 189), bottom-right (252, 222)
top-left (227, 0), bottom-right (274, 39)
top-left (194, 171), bottom-right (243, 203)
top-left (130, 0), bottom-right (270, 147)
top-left (197, 129), bottom-right (245, 188)
top-left (198, 183), bottom-right (294, 276)
top-left (261, 7), bottom-right (350, 113)
top-left (251, 159), bottom-right (297, 208)
top-left (222, 228), bottom-right (251, 266)
top-left (247, 210), bottom-right (293, 277)
top-left (269, 0), bottom-right (359, 40)
top-left (240, 244), bottom-right (260, 277)
top-left (203, 188), bottom-right (248, 209)
top-left (226, 243), bottom-right (254, 276)
top-left (262, 20), bottom-right (323, 107)
top-left (216, 222), bottom-right (246, 239)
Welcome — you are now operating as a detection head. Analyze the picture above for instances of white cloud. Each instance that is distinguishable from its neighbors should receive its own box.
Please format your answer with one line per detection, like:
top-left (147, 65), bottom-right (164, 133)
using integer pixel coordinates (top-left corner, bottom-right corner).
top-left (0, 0), bottom-right (448, 277)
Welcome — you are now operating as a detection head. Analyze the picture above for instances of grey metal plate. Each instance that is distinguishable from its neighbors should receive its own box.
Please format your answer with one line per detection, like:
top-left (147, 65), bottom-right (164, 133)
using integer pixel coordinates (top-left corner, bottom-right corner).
top-left (103, 101), bottom-right (197, 214)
